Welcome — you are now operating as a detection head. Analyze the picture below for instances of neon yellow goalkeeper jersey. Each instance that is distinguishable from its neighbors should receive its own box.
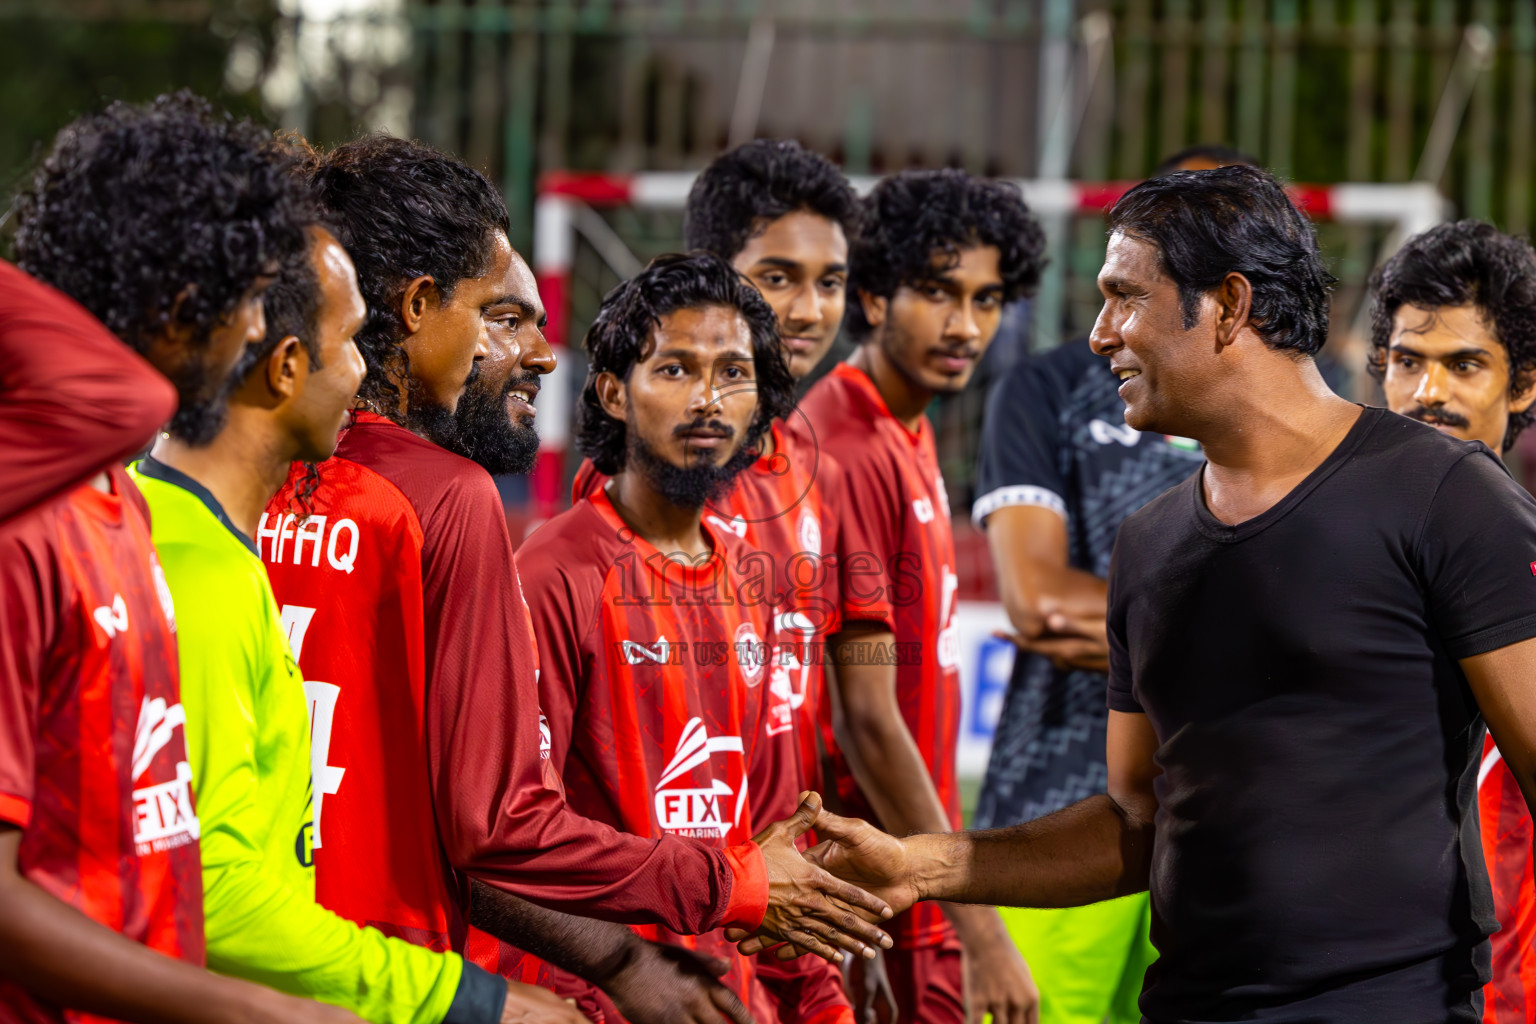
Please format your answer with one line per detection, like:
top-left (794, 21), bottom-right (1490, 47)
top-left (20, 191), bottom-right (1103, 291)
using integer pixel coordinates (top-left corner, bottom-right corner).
top-left (132, 458), bottom-right (503, 1024)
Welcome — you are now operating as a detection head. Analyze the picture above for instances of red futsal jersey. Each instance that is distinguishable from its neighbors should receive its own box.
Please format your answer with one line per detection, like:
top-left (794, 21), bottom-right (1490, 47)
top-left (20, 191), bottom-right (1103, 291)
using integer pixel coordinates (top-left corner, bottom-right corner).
top-left (799, 362), bottom-right (963, 950)
top-left (571, 422), bottom-right (844, 795)
top-left (517, 488), bottom-right (848, 1024)
top-left (1479, 734), bottom-right (1536, 1024)
top-left (0, 469), bottom-right (204, 1024)
top-left (259, 412), bottom-right (766, 973)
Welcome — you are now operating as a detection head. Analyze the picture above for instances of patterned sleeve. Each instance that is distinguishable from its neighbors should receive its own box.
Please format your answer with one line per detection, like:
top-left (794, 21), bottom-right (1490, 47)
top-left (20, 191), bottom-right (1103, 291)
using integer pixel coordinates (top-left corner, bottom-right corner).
top-left (972, 348), bottom-right (1068, 528)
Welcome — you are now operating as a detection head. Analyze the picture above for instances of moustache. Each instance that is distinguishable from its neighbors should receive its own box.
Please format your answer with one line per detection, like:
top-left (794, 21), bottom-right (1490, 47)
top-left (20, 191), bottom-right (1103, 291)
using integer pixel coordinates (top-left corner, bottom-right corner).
top-left (673, 419), bottom-right (735, 439)
top-left (1404, 405), bottom-right (1470, 430)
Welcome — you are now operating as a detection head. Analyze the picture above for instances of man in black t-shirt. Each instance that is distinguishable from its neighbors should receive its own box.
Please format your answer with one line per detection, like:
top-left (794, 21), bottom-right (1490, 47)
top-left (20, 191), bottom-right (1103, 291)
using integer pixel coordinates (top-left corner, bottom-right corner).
top-left (776, 166), bottom-right (1536, 1024)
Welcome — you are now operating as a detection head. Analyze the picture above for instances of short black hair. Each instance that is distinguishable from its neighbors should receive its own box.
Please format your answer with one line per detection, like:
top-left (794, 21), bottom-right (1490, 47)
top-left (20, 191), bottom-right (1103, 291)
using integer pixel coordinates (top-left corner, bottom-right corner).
top-left (235, 228), bottom-right (325, 385)
top-left (845, 169), bottom-right (1045, 340)
top-left (306, 134), bottom-right (510, 416)
top-left (578, 252), bottom-right (794, 476)
top-left (1153, 144), bottom-right (1260, 177)
top-left (1368, 221), bottom-right (1536, 450)
top-left (683, 140), bottom-right (859, 259)
top-left (13, 90), bottom-right (308, 358)
top-left (1107, 164), bottom-right (1334, 356)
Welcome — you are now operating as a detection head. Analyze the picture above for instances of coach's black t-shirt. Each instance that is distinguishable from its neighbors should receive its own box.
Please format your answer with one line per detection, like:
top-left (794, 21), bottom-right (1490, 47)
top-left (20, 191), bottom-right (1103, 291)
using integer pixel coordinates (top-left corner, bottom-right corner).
top-left (1107, 406), bottom-right (1536, 1023)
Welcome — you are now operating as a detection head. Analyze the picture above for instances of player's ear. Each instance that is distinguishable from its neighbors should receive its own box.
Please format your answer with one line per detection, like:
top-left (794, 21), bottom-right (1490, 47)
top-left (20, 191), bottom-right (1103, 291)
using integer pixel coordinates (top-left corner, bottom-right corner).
top-left (1212, 271), bottom-right (1254, 350)
top-left (266, 335), bottom-right (306, 401)
top-left (595, 370), bottom-right (627, 421)
top-left (1511, 368), bottom-right (1536, 415)
top-left (399, 276), bottom-right (438, 335)
top-left (858, 289), bottom-right (887, 329)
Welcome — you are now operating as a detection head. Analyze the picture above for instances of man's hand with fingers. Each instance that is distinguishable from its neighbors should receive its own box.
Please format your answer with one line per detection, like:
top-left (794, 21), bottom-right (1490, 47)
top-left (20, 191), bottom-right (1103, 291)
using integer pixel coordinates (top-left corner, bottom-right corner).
top-left (734, 806), bottom-right (917, 960)
top-left (603, 942), bottom-right (756, 1024)
top-left (499, 980), bottom-right (590, 1024)
top-left (962, 937), bottom-right (1040, 1024)
top-left (734, 792), bottom-right (894, 964)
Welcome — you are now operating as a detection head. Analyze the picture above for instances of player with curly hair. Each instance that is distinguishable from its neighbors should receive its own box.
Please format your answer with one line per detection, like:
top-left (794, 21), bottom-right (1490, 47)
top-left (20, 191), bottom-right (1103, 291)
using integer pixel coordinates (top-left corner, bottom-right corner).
top-left (521, 251), bottom-right (815, 1021)
top-left (1368, 221), bottom-right (1536, 1024)
top-left (796, 169), bottom-right (1046, 1024)
top-left (0, 93), bottom-right (355, 1024)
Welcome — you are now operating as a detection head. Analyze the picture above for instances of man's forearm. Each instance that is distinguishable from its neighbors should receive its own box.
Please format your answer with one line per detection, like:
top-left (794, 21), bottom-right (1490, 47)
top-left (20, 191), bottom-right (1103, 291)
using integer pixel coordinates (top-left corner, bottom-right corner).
top-left (469, 880), bottom-right (638, 985)
top-left (0, 864), bottom-right (276, 1024)
top-left (906, 794), bottom-right (1153, 910)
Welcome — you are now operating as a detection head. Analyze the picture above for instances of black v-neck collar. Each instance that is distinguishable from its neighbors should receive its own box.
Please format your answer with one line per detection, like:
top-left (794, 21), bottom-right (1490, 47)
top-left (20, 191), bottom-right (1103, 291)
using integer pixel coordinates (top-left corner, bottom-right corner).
top-left (138, 455), bottom-right (259, 557)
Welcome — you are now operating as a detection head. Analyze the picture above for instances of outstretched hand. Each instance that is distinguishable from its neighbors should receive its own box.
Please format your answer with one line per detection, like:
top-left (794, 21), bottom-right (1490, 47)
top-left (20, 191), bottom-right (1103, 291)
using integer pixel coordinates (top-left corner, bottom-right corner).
top-left (737, 792), bottom-right (894, 964)
top-left (800, 806), bottom-right (922, 916)
top-left (603, 941), bottom-right (756, 1024)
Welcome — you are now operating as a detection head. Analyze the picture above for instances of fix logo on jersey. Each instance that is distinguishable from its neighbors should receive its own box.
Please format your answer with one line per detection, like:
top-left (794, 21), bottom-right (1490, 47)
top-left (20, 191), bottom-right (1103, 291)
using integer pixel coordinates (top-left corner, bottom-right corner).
top-left (652, 717), bottom-right (748, 839)
top-left (131, 696), bottom-right (200, 855)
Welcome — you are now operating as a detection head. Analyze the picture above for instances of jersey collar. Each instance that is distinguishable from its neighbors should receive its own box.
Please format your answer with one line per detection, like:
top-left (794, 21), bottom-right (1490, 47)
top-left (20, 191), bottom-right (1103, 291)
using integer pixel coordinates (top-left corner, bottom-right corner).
top-left (136, 455), bottom-right (259, 557)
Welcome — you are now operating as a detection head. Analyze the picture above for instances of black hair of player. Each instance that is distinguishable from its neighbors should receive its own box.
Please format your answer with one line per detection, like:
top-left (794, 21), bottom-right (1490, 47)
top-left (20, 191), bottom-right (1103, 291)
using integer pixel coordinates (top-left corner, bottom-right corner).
top-left (844, 169), bottom-right (1046, 341)
top-left (578, 251), bottom-right (794, 477)
top-left (234, 230), bottom-right (327, 386)
top-left (306, 133), bottom-right (510, 417)
top-left (13, 90), bottom-right (309, 440)
top-left (1107, 164), bottom-right (1335, 356)
top-left (1367, 220), bottom-right (1536, 451)
top-left (1153, 144), bottom-right (1259, 177)
top-left (682, 139), bottom-right (859, 259)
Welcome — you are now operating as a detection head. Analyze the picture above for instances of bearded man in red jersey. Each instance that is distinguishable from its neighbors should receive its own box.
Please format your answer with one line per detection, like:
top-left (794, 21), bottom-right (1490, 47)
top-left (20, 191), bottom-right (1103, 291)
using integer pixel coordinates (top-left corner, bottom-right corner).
top-left (573, 142), bottom-right (855, 801)
top-left (1, 93), bottom-right (356, 1024)
top-left (791, 169), bottom-right (1046, 1024)
top-left (260, 137), bottom-right (891, 1023)
top-left (520, 252), bottom-right (854, 1024)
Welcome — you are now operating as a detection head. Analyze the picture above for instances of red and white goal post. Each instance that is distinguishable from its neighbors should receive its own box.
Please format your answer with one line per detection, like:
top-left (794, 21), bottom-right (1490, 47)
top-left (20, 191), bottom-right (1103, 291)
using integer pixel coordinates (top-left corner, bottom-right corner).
top-left (528, 171), bottom-right (1449, 520)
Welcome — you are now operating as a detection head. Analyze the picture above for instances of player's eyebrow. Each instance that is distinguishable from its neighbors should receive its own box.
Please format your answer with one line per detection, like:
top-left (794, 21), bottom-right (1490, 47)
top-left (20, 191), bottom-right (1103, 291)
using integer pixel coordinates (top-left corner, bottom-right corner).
top-left (1391, 341), bottom-right (1491, 360)
top-left (482, 293), bottom-right (538, 317)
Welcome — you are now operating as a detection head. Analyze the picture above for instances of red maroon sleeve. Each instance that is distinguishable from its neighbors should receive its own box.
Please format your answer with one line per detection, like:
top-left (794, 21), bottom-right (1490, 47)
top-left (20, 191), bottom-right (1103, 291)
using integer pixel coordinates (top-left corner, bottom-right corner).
top-left (0, 509), bottom-right (59, 828)
top-left (755, 954), bottom-right (855, 1024)
top-left (817, 438), bottom-right (901, 632)
top-left (419, 475), bottom-right (763, 932)
top-left (0, 261), bottom-right (176, 524)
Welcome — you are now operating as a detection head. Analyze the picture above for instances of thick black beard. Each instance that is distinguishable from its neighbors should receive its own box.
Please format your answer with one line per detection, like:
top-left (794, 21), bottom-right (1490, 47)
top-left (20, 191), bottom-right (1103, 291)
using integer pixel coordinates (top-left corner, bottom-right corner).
top-left (625, 428), bottom-right (755, 511)
top-left (445, 368), bottom-right (541, 476)
top-left (164, 359), bottom-right (234, 447)
top-left (404, 372), bottom-right (463, 451)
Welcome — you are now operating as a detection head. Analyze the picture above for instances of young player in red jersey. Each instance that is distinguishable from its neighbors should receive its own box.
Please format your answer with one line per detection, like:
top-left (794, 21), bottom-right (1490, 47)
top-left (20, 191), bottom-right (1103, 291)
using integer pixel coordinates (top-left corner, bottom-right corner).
top-left (260, 137), bottom-right (890, 1020)
top-left (570, 143), bottom-right (860, 1023)
top-left (520, 252), bottom-right (852, 1024)
top-left (1369, 222), bottom-right (1536, 1024)
top-left (795, 170), bottom-right (1046, 1024)
top-left (1, 93), bottom-right (354, 1024)
top-left (572, 142), bottom-right (856, 801)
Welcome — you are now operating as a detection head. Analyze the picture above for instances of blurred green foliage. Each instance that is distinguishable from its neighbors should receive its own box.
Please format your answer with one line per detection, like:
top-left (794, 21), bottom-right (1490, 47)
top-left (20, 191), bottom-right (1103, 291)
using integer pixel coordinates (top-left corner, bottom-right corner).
top-left (0, 9), bottom-right (269, 209)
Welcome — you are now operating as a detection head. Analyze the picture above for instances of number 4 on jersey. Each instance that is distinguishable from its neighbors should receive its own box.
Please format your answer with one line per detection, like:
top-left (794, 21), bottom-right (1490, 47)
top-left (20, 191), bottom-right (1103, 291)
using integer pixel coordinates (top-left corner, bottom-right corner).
top-left (281, 604), bottom-right (346, 849)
